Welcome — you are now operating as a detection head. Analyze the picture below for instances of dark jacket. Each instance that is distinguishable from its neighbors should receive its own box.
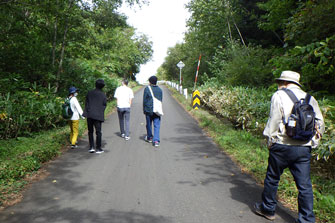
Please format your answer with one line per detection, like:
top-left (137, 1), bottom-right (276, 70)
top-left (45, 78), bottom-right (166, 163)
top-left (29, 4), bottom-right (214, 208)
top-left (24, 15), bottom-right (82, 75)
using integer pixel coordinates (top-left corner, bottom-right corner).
top-left (83, 88), bottom-right (107, 121)
top-left (143, 85), bottom-right (163, 115)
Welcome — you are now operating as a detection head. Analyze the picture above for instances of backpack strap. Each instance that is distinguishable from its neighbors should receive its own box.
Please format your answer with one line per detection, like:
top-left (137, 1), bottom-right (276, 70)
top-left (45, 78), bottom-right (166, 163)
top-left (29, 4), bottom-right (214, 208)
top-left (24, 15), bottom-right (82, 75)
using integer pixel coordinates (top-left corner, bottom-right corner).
top-left (281, 88), bottom-right (299, 103)
top-left (304, 93), bottom-right (311, 104)
top-left (281, 88), bottom-right (299, 125)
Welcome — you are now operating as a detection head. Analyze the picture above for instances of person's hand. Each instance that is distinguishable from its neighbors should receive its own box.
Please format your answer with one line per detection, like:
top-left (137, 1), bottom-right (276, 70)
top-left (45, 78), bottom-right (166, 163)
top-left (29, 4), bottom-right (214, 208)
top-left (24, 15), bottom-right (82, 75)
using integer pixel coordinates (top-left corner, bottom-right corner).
top-left (82, 116), bottom-right (86, 120)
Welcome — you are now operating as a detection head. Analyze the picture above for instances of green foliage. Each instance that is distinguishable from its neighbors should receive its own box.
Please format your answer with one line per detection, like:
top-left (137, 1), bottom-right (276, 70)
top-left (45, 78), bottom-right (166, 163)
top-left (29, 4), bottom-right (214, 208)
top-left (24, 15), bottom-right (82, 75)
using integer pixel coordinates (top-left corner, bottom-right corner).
top-left (0, 0), bottom-right (152, 89)
top-left (0, 0), bottom-right (152, 139)
top-left (209, 42), bottom-right (275, 87)
top-left (257, 0), bottom-right (296, 32)
top-left (284, 0), bottom-right (335, 45)
top-left (198, 81), bottom-right (335, 161)
top-left (199, 81), bottom-right (271, 132)
top-left (170, 86), bottom-right (335, 223)
top-left (270, 35), bottom-right (335, 94)
top-left (0, 85), bottom-right (64, 139)
top-left (0, 118), bottom-right (83, 207)
top-left (313, 99), bottom-right (335, 161)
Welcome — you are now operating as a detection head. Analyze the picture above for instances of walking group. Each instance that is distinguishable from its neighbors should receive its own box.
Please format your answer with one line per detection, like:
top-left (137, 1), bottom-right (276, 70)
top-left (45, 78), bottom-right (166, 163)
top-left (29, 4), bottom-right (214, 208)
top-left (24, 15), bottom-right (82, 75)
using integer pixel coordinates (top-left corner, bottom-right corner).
top-left (66, 71), bottom-right (325, 223)
top-left (66, 75), bottom-right (163, 154)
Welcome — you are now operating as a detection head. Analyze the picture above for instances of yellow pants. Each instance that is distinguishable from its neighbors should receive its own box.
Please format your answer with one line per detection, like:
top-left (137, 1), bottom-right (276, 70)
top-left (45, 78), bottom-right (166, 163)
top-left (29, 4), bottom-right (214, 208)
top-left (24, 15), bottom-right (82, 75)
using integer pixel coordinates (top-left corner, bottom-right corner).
top-left (69, 120), bottom-right (79, 145)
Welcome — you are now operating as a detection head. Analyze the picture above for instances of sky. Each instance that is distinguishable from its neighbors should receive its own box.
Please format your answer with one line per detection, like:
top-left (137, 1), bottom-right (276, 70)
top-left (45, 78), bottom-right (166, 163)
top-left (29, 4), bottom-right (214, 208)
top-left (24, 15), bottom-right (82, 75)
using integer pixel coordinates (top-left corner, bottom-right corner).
top-left (119, 0), bottom-right (191, 83)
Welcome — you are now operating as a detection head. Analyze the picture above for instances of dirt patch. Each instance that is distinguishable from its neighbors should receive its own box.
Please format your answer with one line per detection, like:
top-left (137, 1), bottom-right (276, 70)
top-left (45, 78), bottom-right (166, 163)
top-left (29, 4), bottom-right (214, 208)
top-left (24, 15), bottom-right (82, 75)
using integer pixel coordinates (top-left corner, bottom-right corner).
top-left (0, 167), bottom-right (50, 211)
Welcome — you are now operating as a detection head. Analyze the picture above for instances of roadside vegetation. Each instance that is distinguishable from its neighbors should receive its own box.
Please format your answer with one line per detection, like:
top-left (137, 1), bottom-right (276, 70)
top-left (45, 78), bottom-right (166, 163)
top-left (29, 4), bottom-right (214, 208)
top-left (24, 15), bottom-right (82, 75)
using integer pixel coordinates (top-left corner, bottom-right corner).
top-left (0, 0), bottom-right (150, 209)
top-left (159, 0), bottom-right (335, 158)
top-left (0, 82), bottom-right (141, 208)
top-left (161, 2), bottom-right (335, 221)
top-left (169, 87), bottom-right (335, 223)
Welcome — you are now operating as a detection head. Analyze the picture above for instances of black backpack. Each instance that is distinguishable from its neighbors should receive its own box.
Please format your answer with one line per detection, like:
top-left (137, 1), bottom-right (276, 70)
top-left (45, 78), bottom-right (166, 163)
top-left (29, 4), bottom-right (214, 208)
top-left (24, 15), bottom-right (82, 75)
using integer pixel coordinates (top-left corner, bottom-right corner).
top-left (62, 97), bottom-right (73, 119)
top-left (282, 88), bottom-right (316, 141)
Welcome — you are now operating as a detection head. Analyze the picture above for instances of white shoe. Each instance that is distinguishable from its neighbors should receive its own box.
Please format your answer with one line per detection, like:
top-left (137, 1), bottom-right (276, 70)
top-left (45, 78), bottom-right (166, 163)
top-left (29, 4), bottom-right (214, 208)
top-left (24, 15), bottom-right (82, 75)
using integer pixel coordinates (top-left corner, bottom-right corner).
top-left (125, 136), bottom-right (130, 141)
top-left (88, 148), bottom-right (95, 153)
top-left (145, 136), bottom-right (152, 143)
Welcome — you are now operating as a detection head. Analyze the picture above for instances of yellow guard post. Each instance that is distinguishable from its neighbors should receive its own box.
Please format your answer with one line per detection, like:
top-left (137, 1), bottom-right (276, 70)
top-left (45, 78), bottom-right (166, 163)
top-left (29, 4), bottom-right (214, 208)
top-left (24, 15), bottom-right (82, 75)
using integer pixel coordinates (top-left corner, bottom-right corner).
top-left (192, 90), bottom-right (200, 109)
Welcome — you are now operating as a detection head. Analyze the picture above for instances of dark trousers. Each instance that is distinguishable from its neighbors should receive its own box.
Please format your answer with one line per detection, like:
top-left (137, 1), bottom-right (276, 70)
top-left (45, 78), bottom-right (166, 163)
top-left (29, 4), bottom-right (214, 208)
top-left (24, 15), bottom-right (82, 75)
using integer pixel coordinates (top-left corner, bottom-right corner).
top-left (261, 143), bottom-right (315, 223)
top-left (117, 107), bottom-right (131, 137)
top-left (87, 118), bottom-right (102, 149)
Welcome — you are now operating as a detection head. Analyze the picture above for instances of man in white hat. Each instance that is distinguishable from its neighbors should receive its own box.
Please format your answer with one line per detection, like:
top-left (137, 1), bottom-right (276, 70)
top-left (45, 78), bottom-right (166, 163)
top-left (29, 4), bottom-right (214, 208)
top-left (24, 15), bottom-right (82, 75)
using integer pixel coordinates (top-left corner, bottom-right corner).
top-left (254, 71), bottom-right (325, 223)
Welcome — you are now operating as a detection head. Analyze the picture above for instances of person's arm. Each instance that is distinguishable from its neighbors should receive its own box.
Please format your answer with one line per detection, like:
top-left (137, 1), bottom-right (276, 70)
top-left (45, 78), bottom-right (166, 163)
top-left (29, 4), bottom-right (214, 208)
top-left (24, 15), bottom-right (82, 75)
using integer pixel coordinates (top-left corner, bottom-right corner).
top-left (143, 87), bottom-right (148, 113)
top-left (311, 97), bottom-right (325, 138)
top-left (114, 88), bottom-right (119, 106)
top-left (129, 89), bottom-right (134, 106)
top-left (73, 97), bottom-right (84, 117)
top-left (83, 94), bottom-right (89, 117)
top-left (103, 94), bottom-right (107, 110)
top-left (263, 92), bottom-right (282, 147)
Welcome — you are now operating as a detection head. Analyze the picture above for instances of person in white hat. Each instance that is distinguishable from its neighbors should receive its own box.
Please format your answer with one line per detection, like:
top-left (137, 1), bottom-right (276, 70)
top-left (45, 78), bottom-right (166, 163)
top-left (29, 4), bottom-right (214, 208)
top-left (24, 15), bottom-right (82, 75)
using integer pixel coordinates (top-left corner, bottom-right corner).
top-left (254, 71), bottom-right (325, 223)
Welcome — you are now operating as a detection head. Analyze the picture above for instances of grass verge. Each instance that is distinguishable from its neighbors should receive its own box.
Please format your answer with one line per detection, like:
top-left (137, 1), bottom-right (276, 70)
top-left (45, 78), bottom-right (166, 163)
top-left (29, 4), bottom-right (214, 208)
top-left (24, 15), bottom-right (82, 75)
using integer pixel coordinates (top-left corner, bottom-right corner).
top-left (0, 84), bottom-right (144, 209)
top-left (169, 86), bottom-right (335, 223)
top-left (0, 79), bottom-right (132, 209)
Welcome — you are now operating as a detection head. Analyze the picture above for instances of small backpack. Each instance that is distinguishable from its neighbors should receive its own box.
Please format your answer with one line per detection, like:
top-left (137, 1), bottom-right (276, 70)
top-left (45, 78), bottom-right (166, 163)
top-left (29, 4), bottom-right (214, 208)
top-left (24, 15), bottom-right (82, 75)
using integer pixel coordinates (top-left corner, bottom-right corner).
top-left (62, 97), bottom-right (73, 119)
top-left (282, 88), bottom-right (316, 141)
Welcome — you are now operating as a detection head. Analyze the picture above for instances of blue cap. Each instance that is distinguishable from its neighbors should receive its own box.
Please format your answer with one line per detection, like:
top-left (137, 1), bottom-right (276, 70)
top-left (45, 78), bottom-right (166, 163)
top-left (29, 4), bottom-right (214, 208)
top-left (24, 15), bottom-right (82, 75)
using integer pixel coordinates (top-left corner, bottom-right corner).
top-left (68, 86), bottom-right (78, 94)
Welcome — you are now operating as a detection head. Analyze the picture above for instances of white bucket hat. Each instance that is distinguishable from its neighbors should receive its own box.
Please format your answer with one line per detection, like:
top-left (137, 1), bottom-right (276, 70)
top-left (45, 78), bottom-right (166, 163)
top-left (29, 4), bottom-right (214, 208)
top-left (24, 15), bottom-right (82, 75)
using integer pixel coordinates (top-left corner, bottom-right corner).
top-left (275, 70), bottom-right (302, 87)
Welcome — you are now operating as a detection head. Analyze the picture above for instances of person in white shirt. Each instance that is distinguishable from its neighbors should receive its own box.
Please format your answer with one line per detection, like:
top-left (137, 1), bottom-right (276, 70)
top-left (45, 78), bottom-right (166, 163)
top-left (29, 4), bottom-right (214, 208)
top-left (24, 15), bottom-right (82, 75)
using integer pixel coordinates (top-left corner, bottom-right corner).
top-left (114, 79), bottom-right (134, 140)
top-left (68, 86), bottom-right (84, 149)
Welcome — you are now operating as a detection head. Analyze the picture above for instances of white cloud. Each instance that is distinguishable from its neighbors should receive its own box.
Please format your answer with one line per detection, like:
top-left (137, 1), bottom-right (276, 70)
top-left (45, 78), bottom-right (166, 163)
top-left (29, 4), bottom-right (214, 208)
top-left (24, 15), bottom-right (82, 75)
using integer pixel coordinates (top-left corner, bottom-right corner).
top-left (119, 0), bottom-right (190, 83)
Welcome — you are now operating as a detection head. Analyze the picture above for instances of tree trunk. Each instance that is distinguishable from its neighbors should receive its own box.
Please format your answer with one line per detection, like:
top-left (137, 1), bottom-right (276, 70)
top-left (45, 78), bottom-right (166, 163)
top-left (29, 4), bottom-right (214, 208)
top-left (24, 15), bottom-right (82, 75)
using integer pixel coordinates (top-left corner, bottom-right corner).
top-left (52, 17), bottom-right (57, 68)
top-left (55, 20), bottom-right (69, 92)
top-left (55, 0), bottom-right (74, 93)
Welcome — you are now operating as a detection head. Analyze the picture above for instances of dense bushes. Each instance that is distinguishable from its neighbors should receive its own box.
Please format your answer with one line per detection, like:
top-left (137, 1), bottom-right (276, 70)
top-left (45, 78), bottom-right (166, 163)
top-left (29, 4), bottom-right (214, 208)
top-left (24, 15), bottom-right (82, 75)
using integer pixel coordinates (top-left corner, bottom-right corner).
top-left (198, 81), bottom-right (335, 161)
top-left (0, 71), bottom-right (120, 139)
top-left (208, 43), bottom-right (275, 87)
top-left (0, 86), bottom-right (63, 139)
top-left (270, 35), bottom-right (335, 94)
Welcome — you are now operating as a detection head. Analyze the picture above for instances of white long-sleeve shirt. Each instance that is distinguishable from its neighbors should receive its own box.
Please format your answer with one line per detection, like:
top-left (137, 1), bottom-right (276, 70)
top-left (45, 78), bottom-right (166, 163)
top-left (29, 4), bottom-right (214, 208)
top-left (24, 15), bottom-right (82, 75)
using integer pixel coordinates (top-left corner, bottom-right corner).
top-left (263, 85), bottom-right (325, 148)
top-left (69, 96), bottom-right (83, 120)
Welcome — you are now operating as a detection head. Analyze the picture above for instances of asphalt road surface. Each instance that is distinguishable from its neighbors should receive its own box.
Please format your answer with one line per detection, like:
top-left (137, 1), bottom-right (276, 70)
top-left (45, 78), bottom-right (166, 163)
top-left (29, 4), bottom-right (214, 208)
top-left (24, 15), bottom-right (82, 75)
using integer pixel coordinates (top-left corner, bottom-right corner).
top-left (0, 86), bottom-right (297, 223)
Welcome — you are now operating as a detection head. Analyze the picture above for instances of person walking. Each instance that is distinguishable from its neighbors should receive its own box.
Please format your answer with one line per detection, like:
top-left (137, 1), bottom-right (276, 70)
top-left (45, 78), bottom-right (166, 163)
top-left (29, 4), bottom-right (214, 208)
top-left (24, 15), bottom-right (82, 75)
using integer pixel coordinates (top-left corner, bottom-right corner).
top-left (254, 71), bottom-right (325, 223)
top-left (143, 76), bottom-right (163, 147)
top-left (114, 79), bottom-right (134, 140)
top-left (83, 79), bottom-right (107, 154)
top-left (67, 86), bottom-right (84, 149)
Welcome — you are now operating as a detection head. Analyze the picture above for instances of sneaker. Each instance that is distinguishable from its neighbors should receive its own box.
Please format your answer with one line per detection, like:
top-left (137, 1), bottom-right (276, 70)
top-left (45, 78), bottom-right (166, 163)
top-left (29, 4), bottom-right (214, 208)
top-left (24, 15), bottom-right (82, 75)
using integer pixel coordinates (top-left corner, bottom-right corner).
top-left (96, 149), bottom-right (104, 154)
top-left (154, 141), bottom-right (160, 147)
top-left (145, 136), bottom-right (152, 143)
top-left (71, 145), bottom-right (78, 149)
top-left (88, 148), bottom-right (95, 153)
top-left (121, 133), bottom-right (125, 138)
top-left (125, 136), bottom-right (130, 141)
top-left (254, 202), bottom-right (275, 221)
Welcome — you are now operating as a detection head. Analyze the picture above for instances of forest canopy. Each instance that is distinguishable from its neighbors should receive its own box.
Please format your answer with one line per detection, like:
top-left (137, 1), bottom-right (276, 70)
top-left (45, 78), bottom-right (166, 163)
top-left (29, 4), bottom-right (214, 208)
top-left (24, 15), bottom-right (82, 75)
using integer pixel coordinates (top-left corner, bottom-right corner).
top-left (0, 0), bottom-right (153, 139)
top-left (159, 0), bottom-right (335, 94)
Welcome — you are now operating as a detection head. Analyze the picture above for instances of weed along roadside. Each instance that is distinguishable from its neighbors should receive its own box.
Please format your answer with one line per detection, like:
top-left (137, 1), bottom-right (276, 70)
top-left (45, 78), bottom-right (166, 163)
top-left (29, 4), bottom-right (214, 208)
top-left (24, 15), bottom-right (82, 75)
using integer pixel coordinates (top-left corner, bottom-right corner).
top-left (0, 84), bottom-right (142, 210)
top-left (167, 85), bottom-right (335, 223)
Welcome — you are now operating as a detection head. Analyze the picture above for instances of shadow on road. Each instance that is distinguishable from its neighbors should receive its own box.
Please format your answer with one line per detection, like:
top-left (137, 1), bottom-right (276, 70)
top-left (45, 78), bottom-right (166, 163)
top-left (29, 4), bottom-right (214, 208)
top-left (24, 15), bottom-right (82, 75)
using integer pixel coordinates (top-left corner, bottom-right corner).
top-left (169, 123), bottom-right (297, 222)
top-left (1, 207), bottom-right (173, 223)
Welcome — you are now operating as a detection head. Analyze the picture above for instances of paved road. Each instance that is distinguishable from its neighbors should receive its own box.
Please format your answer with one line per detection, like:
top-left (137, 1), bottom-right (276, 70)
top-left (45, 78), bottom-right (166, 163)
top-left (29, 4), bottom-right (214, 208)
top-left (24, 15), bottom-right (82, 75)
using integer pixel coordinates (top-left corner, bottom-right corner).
top-left (0, 86), bottom-right (296, 223)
